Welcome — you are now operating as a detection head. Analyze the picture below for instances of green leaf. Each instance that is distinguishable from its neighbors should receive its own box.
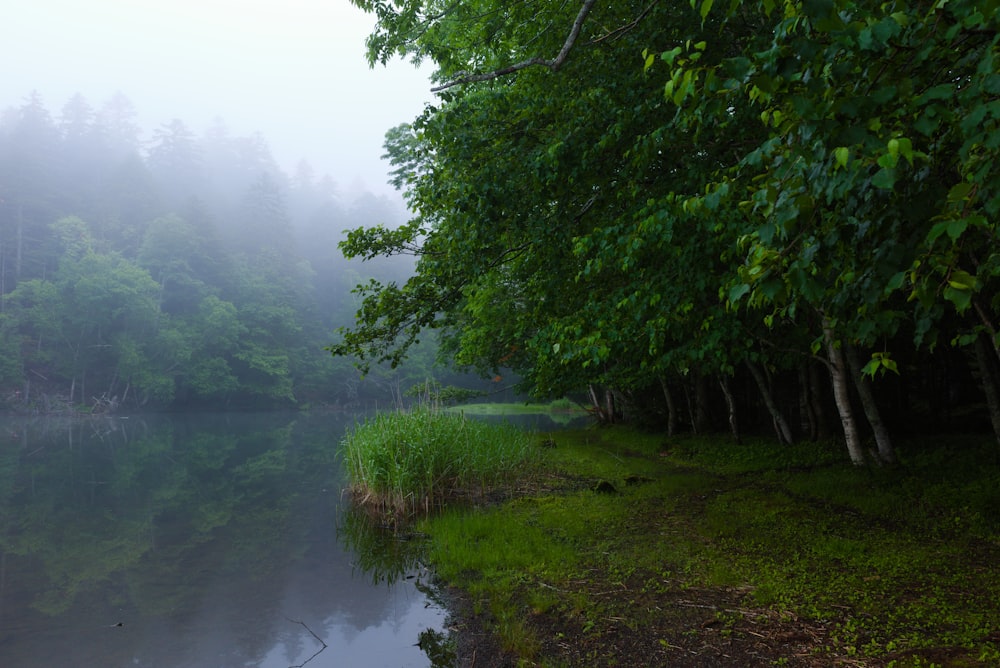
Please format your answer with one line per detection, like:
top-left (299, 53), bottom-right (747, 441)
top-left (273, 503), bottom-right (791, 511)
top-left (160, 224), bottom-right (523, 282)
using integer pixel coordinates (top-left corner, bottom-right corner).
top-left (943, 285), bottom-right (972, 312)
top-left (862, 352), bottom-right (899, 377)
top-left (834, 146), bottom-right (849, 169)
top-left (918, 83), bottom-right (953, 103)
top-left (945, 218), bottom-right (968, 242)
top-left (661, 46), bottom-right (683, 65)
top-left (947, 269), bottom-right (976, 291)
top-left (700, 0), bottom-right (714, 23)
top-left (885, 271), bottom-right (906, 293)
top-left (887, 138), bottom-right (899, 160)
top-left (877, 153), bottom-right (898, 169)
top-left (728, 283), bottom-right (750, 304)
top-left (947, 182), bottom-right (974, 202)
top-left (896, 137), bottom-right (914, 165)
top-left (871, 168), bottom-right (896, 190)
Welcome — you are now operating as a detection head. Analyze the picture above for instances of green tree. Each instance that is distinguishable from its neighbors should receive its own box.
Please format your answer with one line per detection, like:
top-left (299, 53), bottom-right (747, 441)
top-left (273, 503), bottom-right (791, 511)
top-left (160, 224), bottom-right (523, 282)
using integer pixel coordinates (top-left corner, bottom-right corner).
top-left (0, 92), bottom-right (61, 292)
top-left (336, 0), bottom-right (1000, 458)
top-left (147, 118), bottom-right (206, 209)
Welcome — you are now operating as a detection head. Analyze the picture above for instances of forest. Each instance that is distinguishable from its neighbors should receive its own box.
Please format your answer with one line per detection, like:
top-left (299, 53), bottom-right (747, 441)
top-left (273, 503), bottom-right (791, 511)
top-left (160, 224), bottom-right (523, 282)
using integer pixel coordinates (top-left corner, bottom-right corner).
top-left (333, 0), bottom-right (1000, 464)
top-left (0, 91), bottom-right (461, 412)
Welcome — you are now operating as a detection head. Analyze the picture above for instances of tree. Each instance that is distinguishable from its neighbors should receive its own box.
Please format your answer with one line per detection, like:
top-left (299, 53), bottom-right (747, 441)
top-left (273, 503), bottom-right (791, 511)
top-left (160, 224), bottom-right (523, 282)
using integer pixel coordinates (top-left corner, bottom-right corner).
top-left (668, 0), bottom-right (999, 459)
top-left (137, 214), bottom-right (214, 315)
top-left (335, 0), bottom-right (1000, 457)
top-left (0, 92), bottom-right (61, 292)
top-left (56, 93), bottom-right (104, 218)
top-left (0, 87), bottom-right (454, 410)
top-left (94, 91), bottom-right (141, 161)
top-left (147, 118), bottom-right (206, 209)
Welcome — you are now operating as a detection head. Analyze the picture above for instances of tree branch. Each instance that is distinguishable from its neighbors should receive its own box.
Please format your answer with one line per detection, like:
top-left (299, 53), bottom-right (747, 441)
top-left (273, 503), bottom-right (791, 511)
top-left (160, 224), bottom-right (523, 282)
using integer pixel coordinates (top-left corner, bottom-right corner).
top-left (431, 0), bottom-right (598, 92)
top-left (588, 0), bottom-right (658, 45)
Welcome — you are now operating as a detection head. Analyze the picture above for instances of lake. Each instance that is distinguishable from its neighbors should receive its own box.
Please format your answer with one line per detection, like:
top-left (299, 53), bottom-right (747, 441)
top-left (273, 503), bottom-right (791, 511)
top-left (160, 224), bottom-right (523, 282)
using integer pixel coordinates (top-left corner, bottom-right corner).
top-left (0, 411), bottom-right (452, 667)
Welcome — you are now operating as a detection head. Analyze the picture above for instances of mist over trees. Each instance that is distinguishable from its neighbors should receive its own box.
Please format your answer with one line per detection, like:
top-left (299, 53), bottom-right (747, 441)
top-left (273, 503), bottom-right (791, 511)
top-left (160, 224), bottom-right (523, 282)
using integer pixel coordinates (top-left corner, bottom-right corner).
top-left (334, 0), bottom-right (1000, 462)
top-left (0, 90), bottom-right (440, 411)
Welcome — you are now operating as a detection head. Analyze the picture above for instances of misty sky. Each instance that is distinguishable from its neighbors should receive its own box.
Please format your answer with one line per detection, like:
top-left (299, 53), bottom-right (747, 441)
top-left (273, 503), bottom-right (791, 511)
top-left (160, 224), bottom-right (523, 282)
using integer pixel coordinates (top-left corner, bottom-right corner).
top-left (1, 0), bottom-right (434, 196)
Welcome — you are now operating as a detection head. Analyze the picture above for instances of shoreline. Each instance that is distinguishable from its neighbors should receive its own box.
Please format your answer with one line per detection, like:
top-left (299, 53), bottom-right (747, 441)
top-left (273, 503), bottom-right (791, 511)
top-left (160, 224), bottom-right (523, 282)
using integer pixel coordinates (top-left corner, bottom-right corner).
top-left (412, 426), bottom-right (1000, 667)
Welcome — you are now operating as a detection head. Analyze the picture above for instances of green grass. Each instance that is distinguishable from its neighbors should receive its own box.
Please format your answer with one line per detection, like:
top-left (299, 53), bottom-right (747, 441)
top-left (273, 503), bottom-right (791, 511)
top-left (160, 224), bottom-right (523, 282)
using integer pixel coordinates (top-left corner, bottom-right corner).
top-left (414, 426), bottom-right (1000, 666)
top-left (340, 406), bottom-right (538, 521)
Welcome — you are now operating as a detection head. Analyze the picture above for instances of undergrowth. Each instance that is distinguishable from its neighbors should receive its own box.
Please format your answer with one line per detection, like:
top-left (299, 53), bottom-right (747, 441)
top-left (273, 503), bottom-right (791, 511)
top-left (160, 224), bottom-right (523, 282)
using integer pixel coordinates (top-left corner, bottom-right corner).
top-left (413, 426), bottom-right (1000, 666)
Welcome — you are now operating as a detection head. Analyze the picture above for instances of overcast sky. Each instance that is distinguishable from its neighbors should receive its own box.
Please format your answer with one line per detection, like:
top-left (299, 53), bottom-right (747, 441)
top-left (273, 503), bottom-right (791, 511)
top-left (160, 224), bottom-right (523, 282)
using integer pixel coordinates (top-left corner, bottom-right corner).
top-left (0, 0), bottom-right (434, 197)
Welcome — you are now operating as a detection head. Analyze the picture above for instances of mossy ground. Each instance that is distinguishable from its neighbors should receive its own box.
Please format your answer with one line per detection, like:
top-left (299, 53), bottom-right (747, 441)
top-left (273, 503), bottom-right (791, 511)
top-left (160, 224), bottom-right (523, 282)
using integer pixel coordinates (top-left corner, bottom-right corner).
top-left (416, 427), bottom-right (1000, 667)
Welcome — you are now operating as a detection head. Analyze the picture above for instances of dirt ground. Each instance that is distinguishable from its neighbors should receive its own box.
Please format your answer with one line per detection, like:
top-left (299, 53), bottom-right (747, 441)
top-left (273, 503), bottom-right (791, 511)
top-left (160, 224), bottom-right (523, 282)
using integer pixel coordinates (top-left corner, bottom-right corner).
top-left (441, 578), bottom-right (856, 667)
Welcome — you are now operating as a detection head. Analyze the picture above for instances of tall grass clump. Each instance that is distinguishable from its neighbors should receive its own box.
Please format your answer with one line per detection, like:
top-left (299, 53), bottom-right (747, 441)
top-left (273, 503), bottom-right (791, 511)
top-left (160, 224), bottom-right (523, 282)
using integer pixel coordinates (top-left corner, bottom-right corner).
top-left (341, 407), bottom-right (537, 521)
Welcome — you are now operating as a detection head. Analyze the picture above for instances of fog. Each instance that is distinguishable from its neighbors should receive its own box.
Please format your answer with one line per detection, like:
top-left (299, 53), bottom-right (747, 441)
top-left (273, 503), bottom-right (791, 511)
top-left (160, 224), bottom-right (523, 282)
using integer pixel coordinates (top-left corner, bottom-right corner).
top-left (1, 0), bottom-right (433, 198)
top-left (0, 1), bottom-right (496, 413)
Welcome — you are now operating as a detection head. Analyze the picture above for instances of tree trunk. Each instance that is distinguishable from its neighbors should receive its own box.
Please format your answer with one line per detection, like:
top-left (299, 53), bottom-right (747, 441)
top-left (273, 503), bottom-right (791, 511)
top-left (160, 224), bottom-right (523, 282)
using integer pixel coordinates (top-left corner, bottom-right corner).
top-left (746, 360), bottom-right (795, 444)
top-left (798, 363), bottom-right (818, 441)
top-left (973, 333), bottom-right (1000, 447)
top-left (659, 376), bottom-right (677, 437)
top-left (719, 375), bottom-right (740, 443)
top-left (15, 201), bottom-right (24, 282)
top-left (588, 384), bottom-right (601, 420)
top-left (808, 359), bottom-right (832, 440)
top-left (694, 372), bottom-right (710, 434)
top-left (588, 384), bottom-right (613, 424)
top-left (823, 321), bottom-right (867, 465)
top-left (971, 296), bottom-right (1000, 364)
top-left (683, 381), bottom-right (699, 435)
top-left (845, 344), bottom-right (896, 465)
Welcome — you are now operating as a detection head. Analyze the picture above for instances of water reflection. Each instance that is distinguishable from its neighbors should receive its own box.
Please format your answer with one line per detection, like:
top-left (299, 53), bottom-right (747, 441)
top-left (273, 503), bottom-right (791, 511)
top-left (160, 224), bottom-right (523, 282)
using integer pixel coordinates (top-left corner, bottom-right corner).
top-left (337, 508), bottom-right (430, 587)
top-left (0, 412), bottom-right (446, 667)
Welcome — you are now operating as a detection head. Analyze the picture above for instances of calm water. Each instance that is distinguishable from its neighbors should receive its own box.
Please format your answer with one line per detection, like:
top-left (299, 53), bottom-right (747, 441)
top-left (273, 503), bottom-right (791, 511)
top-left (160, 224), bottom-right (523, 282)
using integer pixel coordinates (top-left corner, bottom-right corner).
top-left (0, 412), bottom-right (447, 667)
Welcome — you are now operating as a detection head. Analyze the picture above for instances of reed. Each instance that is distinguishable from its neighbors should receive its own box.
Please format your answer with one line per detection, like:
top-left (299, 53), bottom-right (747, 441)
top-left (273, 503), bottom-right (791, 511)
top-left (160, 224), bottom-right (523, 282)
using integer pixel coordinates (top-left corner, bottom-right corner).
top-left (340, 406), bottom-right (536, 521)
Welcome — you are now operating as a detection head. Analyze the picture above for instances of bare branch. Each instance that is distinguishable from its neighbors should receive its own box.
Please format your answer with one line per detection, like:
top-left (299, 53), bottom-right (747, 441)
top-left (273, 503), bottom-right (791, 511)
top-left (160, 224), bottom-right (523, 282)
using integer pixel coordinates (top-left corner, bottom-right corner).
top-left (588, 0), bottom-right (658, 45)
top-left (431, 0), bottom-right (598, 92)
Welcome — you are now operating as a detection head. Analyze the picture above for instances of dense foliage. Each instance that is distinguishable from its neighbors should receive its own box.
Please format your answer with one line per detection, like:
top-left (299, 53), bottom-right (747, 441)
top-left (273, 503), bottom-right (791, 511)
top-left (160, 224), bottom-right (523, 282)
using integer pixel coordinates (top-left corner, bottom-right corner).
top-left (0, 91), bottom-right (449, 410)
top-left (335, 0), bottom-right (1000, 462)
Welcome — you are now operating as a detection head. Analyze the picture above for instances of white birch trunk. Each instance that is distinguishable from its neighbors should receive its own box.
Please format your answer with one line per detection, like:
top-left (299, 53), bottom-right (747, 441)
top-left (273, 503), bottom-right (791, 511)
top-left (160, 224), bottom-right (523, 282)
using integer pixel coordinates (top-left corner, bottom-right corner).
top-left (746, 360), bottom-right (794, 444)
top-left (845, 345), bottom-right (895, 465)
top-left (823, 321), bottom-right (867, 465)
top-left (719, 375), bottom-right (740, 443)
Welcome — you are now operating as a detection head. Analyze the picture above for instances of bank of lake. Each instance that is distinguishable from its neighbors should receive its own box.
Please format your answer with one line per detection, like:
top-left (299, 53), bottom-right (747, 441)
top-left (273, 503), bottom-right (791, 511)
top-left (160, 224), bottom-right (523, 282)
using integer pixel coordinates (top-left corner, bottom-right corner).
top-left (410, 423), bottom-right (1000, 667)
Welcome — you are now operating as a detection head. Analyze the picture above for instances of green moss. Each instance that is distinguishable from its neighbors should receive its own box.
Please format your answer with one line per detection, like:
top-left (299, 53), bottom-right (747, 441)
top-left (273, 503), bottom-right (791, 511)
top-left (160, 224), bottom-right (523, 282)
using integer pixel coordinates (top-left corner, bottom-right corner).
top-left (416, 426), bottom-right (1000, 665)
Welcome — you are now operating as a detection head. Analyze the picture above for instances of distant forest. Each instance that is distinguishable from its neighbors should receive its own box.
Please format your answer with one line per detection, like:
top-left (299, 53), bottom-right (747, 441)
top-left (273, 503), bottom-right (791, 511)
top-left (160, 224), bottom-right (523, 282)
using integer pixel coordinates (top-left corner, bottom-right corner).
top-left (0, 91), bottom-right (459, 411)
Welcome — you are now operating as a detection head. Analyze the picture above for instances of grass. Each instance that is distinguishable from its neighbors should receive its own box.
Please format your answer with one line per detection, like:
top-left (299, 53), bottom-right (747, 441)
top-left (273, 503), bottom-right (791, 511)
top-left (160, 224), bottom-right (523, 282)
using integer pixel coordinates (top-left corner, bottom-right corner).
top-left (340, 406), bottom-right (538, 522)
top-left (412, 426), bottom-right (1000, 666)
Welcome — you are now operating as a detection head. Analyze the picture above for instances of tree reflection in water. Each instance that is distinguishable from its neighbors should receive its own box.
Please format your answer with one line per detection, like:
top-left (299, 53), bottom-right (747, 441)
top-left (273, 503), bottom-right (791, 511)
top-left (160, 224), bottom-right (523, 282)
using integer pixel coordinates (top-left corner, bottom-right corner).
top-left (0, 412), bottom-right (447, 667)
